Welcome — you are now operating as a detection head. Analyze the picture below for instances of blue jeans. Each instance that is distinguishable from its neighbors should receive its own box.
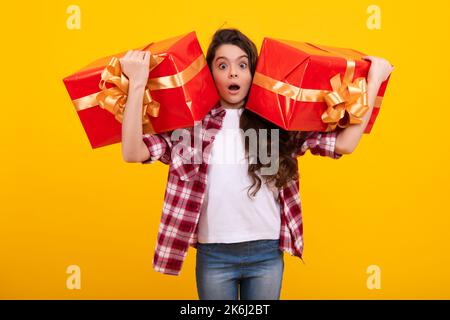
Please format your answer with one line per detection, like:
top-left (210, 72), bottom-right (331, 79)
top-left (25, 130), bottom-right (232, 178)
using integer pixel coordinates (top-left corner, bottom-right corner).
top-left (195, 239), bottom-right (284, 300)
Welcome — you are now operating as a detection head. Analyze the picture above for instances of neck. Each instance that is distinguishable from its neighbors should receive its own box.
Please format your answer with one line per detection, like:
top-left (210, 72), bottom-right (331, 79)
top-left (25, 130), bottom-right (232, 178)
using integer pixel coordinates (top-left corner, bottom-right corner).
top-left (220, 98), bottom-right (244, 109)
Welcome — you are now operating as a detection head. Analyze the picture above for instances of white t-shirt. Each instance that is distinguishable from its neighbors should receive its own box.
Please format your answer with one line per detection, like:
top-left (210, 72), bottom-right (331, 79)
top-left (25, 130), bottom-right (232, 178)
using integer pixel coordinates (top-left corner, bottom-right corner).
top-left (197, 107), bottom-right (281, 244)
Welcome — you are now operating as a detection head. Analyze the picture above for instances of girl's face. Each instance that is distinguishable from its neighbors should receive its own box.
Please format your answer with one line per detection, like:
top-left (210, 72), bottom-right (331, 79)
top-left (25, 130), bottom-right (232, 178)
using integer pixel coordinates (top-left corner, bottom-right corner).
top-left (211, 44), bottom-right (252, 108)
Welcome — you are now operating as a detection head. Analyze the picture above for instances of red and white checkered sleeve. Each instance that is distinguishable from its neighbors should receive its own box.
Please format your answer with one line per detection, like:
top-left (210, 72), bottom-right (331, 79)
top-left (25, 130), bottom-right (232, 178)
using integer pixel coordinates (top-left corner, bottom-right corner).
top-left (141, 131), bottom-right (172, 165)
top-left (296, 130), bottom-right (343, 159)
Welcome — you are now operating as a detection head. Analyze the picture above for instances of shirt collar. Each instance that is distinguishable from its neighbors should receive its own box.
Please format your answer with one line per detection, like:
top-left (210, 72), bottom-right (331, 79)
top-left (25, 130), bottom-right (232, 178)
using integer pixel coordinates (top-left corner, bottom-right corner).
top-left (209, 102), bottom-right (225, 117)
top-left (209, 102), bottom-right (245, 117)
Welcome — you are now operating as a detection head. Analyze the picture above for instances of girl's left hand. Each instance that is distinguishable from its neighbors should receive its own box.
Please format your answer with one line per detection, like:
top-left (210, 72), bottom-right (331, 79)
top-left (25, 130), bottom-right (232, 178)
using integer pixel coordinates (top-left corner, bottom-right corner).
top-left (362, 55), bottom-right (394, 84)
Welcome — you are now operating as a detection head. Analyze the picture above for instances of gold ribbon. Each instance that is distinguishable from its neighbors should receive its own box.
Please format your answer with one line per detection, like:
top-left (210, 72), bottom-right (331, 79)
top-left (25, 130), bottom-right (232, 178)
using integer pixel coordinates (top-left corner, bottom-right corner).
top-left (72, 52), bottom-right (207, 134)
top-left (252, 43), bottom-right (372, 131)
top-left (96, 55), bottom-right (164, 134)
top-left (321, 60), bottom-right (369, 131)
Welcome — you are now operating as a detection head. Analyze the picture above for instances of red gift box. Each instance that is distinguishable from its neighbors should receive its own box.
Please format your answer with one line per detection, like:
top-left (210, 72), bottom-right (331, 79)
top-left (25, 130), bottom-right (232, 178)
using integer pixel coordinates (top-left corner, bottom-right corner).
top-left (246, 38), bottom-right (391, 133)
top-left (63, 31), bottom-right (219, 148)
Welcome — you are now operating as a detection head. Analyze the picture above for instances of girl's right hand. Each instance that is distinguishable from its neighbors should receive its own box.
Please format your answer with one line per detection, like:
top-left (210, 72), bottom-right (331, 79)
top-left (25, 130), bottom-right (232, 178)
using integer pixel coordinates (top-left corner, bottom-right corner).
top-left (119, 50), bottom-right (151, 87)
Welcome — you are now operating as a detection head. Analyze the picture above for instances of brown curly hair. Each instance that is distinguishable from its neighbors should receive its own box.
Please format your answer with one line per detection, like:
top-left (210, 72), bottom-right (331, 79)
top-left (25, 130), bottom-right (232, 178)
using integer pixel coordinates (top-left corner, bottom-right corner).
top-left (206, 28), bottom-right (303, 198)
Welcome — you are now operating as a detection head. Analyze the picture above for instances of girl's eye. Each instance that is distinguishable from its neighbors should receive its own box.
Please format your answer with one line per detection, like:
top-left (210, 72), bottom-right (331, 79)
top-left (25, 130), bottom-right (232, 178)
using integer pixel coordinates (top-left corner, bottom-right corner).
top-left (219, 63), bottom-right (226, 70)
top-left (240, 62), bottom-right (248, 68)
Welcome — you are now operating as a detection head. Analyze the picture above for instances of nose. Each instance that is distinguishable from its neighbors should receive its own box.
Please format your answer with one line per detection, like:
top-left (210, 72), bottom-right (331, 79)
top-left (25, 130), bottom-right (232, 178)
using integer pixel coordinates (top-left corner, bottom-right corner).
top-left (229, 66), bottom-right (238, 79)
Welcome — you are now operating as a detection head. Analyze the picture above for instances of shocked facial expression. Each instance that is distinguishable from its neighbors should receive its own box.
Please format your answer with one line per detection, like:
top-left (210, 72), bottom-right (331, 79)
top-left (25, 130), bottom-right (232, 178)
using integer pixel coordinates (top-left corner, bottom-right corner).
top-left (211, 44), bottom-right (252, 108)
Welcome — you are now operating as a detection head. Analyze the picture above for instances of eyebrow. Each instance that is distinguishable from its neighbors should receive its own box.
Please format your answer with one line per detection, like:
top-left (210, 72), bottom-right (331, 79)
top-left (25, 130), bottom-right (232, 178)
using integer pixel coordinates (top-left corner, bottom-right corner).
top-left (214, 55), bottom-right (248, 62)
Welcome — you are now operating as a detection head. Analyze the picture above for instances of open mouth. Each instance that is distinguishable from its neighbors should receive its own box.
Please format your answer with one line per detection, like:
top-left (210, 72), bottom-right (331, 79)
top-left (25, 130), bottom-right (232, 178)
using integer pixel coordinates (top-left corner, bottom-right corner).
top-left (228, 84), bottom-right (241, 93)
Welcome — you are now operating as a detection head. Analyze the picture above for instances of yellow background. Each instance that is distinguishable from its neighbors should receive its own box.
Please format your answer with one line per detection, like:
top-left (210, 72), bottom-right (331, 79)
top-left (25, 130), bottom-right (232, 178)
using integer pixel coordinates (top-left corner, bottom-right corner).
top-left (1, 0), bottom-right (449, 299)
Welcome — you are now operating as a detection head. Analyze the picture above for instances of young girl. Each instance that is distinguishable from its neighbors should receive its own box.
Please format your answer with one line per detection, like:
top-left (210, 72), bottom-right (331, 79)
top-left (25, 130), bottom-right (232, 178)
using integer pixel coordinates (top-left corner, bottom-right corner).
top-left (121, 28), bottom-right (393, 300)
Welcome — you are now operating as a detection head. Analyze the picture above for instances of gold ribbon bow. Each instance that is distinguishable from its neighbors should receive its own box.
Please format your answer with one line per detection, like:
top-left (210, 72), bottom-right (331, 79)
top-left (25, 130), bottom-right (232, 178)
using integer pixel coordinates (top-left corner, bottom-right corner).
top-left (96, 54), bottom-right (164, 134)
top-left (72, 51), bottom-right (207, 135)
top-left (321, 60), bottom-right (369, 131)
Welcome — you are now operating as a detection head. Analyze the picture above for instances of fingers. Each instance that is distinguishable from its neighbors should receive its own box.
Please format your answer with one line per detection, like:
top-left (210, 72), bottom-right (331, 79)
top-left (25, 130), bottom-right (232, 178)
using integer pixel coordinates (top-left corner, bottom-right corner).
top-left (143, 51), bottom-right (150, 65)
top-left (362, 55), bottom-right (377, 62)
top-left (129, 50), bottom-right (138, 60)
top-left (123, 50), bottom-right (148, 61)
top-left (123, 50), bottom-right (132, 59)
top-left (363, 55), bottom-right (394, 72)
top-left (138, 51), bottom-right (146, 60)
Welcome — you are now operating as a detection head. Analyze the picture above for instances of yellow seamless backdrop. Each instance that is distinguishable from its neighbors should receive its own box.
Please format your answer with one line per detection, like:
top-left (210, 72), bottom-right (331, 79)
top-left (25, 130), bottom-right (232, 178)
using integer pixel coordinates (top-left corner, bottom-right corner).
top-left (1, 0), bottom-right (449, 299)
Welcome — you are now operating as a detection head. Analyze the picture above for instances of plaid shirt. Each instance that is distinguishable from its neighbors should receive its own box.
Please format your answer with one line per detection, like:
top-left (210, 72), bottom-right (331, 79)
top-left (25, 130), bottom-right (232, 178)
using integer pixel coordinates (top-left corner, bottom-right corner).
top-left (141, 102), bottom-right (343, 276)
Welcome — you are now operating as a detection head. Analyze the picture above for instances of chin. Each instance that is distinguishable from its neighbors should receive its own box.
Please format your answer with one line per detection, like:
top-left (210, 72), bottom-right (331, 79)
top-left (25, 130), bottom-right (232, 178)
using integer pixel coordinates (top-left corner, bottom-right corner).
top-left (222, 95), bottom-right (244, 105)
